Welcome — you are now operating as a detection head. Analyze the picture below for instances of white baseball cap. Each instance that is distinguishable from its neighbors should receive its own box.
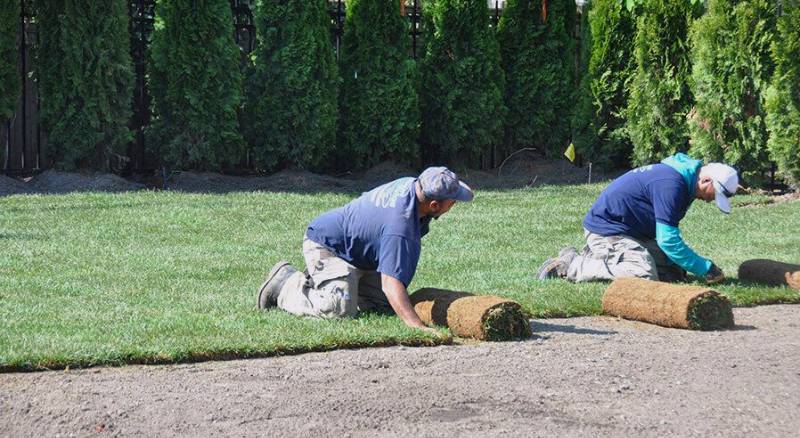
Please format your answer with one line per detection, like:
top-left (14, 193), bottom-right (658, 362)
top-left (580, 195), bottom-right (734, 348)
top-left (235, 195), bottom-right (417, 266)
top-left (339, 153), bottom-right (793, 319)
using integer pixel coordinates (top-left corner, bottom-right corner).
top-left (704, 163), bottom-right (738, 214)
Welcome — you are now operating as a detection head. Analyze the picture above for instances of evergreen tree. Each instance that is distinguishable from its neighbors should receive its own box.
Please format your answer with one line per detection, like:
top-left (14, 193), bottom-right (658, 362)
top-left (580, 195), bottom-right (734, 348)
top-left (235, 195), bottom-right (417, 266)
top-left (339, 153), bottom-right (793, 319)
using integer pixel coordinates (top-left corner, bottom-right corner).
top-left (245, 0), bottom-right (339, 171)
top-left (497, 0), bottom-right (576, 158)
top-left (36, 0), bottom-right (65, 162)
top-left (338, 0), bottom-right (420, 168)
top-left (572, 0), bottom-right (636, 168)
top-left (419, 0), bottom-right (506, 167)
top-left (148, 0), bottom-right (244, 170)
top-left (37, 0), bottom-right (133, 170)
top-left (765, 1), bottom-right (800, 185)
top-left (626, 0), bottom-right (701, 166)
top-left (689, 0), bottom-right (776, 176)
top-left (0, 0), bottom-right (19, 120)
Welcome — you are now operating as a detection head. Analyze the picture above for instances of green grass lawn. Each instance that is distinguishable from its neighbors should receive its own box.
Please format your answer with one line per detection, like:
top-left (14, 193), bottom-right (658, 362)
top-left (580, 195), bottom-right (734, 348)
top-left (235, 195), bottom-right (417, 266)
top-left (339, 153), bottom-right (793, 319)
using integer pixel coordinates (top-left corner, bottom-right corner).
top-left (1, 185), bottom-right (798, 371)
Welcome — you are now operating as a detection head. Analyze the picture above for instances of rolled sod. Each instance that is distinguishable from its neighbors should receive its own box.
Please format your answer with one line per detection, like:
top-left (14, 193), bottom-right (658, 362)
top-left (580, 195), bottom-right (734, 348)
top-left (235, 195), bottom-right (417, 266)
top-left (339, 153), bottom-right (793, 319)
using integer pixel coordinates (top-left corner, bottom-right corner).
top-left (410, 288), bottom-right (531, 341)
top-left (738, 259), bottom-right (800, 290)
top-left (602, 278), bottom-right (734, 330)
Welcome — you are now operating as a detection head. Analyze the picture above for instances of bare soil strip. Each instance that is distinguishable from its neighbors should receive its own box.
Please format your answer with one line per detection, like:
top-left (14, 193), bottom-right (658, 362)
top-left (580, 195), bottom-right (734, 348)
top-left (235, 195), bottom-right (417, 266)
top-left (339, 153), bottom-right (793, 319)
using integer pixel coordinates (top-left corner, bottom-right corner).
top-left (2, 304), bottom-right (798, 437)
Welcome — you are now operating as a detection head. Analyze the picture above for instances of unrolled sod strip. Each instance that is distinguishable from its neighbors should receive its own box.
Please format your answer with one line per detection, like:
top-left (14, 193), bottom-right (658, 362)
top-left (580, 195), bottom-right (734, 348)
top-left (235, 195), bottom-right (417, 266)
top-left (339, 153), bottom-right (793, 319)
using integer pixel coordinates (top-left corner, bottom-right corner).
top-left (602, 278), bottom-right (734, 330)
top-left (738, 259), bottom-right (800, 290)
top-left (410, 288), bottom-right (531, 341)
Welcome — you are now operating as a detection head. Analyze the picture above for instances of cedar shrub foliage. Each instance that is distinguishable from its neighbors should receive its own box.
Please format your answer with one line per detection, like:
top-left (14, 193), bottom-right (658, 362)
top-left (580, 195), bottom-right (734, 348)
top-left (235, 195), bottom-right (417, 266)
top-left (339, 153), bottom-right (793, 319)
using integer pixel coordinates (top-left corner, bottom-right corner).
top-left (337, 0), bottom-right (420, 169)
top-left (497, 0), bottom-right (576, 158)
top-left (0, 0), bottom-right (19, 120)
top-left (245, 0), bottom-right (338, 171)
top-left (626, 0), bottom-right (701, 166)
top-left (765, 1), bottom-right (800, 185)
top-left (689, 0), bottom-right (776, 176)
top-left (419, 0), bottom-right (506, 167)
top-left (572, 0), bottom-right (636, 168)
top-left (148, 0), bottom-right (244, 171)
top-left (35, 0), bottom-right (65, 169)
top-left (37, 0), bottom-right (133, 170)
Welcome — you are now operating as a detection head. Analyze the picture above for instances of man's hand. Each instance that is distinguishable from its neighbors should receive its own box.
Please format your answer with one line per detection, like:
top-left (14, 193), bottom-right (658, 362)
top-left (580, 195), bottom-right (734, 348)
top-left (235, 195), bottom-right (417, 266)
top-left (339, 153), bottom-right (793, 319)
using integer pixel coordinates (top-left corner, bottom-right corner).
top-left (381, 274), bottom-right (431, 331)
top-left (705, 263), bottom-right (725, 284)
top-left (419, 326), bottom-right (440, 336)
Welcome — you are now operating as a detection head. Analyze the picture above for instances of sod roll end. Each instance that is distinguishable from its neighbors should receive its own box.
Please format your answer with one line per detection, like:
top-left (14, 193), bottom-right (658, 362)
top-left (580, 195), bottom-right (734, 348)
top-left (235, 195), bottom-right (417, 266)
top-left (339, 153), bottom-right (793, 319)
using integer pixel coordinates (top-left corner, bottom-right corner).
top-left (738, 259), bottom-right (800, 290)
top-left (602, 278), bottom-right (734, 330)
top-left (789, 272), bottom-right (800, 290)
top-left (410, 288), bottom-right (531, 341)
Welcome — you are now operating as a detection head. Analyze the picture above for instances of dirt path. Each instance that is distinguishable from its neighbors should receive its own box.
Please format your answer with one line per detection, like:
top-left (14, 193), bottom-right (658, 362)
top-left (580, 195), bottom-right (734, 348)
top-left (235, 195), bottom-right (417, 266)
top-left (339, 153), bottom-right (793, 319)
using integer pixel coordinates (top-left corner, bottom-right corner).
top-left (2, 304), bottom-right (799, 437)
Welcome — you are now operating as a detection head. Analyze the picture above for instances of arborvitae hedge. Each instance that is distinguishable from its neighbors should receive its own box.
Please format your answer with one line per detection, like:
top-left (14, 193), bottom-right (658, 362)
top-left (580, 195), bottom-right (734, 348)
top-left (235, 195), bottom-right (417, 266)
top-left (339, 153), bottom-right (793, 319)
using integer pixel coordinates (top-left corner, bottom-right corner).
top-left (689, 0), bottom-right (776, 176)
top-left (497, 0), bottom-right (576, 158)
top-left (0, 0), bottom-right (19, 120)
top-left (148, 0), bottom-right (244, 171)
top-left (337, 0), bottom-right (420, 168)
top-left (36, 0), bottom-right (64, 146)
top-left (765, 2), bottom-right (800, 185)
top-left (37, 0), bottom-right (133, 170)
top-left (572, 0), bottom-right (636, 168)
top-left (626, 0), bottom-right (700, 166)
top-left (245, 0), bottom-right (338, 171)
top-left (419, 0), bottom-right (505, 167)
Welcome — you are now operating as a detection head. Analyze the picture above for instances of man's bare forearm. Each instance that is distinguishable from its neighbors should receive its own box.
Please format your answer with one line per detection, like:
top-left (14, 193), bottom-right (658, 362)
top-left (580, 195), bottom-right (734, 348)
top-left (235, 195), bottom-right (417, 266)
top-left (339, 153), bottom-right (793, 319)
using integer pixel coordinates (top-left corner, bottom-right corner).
top-left (381, 274), bottom-right (428, 329)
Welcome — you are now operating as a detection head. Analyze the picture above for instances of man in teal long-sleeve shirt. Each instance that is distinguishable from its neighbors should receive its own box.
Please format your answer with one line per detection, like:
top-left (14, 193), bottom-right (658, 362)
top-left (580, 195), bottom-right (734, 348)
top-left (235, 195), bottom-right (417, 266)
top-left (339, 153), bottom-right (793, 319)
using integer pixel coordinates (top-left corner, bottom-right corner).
top-left (538, 153), bottom-right (738, 283)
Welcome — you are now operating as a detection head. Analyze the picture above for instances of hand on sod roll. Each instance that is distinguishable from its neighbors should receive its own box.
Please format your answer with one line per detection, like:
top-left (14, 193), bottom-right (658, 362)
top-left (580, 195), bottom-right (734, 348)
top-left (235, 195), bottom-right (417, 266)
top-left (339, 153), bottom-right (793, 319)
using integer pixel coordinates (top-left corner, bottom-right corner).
top-left (705, 263), bottom-right (725, 284)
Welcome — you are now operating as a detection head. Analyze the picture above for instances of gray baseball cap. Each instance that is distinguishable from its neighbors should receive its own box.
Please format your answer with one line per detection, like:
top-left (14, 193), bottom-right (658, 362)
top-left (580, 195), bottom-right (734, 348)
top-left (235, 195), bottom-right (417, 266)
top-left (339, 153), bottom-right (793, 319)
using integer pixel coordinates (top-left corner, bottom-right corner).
top-left (418, 166), bottom-right (474, 202)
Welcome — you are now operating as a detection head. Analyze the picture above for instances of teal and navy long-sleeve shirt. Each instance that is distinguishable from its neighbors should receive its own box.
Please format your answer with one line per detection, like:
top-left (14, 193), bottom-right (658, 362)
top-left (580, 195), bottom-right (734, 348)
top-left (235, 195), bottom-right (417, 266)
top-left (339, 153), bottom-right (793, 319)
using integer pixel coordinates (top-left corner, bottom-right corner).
top-left (582, 153), bottom-right (712, 276)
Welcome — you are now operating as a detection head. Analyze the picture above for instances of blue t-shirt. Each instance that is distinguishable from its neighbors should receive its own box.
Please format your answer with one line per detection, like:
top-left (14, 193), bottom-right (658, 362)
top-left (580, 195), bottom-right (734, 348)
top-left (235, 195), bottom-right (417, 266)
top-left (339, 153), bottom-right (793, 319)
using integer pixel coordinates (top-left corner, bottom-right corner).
top-left (583, 164), bottom-right (692, 240)
top-left (306, 177), bottom-right (430, 287)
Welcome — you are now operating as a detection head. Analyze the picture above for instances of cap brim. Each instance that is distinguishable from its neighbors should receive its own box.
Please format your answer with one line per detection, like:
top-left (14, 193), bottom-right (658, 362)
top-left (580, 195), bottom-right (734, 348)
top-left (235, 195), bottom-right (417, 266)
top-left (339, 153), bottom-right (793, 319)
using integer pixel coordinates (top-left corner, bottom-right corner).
top-left (452, 181), bottom-right (474, 202)
top-left (715, 190), bottom-right (731, 214)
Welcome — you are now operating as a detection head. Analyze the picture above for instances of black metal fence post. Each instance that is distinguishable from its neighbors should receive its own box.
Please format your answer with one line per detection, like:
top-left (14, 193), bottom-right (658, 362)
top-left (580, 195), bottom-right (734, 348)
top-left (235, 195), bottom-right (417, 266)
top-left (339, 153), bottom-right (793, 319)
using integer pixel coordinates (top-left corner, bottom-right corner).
top-left (19, 0), bottom-right (26, 171)
top-left (128, 0), bottom-right (155, 172)
top-left (410, 0), bottom-right (420, 59)
top-left (231, 0), bottom-right (256, 53)
top-left (333, 0), bottom-right (344, 59)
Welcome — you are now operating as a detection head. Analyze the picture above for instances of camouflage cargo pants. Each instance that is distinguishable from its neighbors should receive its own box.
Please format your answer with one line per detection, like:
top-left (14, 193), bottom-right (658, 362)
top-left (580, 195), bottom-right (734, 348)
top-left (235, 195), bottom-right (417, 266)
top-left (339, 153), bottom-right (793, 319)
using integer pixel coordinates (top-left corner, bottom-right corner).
top-left (566, 229), bottom-right (686, 283)
top-left (276, 236), bottom-right (390, 318)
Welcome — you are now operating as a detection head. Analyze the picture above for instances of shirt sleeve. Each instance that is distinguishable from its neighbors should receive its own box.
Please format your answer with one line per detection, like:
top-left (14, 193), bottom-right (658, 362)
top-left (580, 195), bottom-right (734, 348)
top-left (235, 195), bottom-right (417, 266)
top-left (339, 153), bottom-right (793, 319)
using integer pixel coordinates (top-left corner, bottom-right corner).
top-left (649, 179), bottom-right (689, 227)
top-left (655, 222), bottom-right (713, 277)
top-left (377, 235), bottom-right (421, 287)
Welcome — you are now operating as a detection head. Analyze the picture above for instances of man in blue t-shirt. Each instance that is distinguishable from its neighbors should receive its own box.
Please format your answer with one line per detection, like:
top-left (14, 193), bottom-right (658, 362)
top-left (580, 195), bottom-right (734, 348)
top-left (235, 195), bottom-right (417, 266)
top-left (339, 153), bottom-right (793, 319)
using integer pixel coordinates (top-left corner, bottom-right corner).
top-left (538, 153), bottom-right (738, 284)
top-left (256, 167), bottom-right (474, 333)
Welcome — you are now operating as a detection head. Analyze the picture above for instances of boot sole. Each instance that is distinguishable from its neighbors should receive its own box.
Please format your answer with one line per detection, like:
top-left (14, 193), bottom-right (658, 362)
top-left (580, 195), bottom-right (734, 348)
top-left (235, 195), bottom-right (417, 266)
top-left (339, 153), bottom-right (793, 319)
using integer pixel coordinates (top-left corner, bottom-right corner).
top-left (537, 258), bottom-right (562, 280)
top-left (257, 261), bottom-right (291, 310)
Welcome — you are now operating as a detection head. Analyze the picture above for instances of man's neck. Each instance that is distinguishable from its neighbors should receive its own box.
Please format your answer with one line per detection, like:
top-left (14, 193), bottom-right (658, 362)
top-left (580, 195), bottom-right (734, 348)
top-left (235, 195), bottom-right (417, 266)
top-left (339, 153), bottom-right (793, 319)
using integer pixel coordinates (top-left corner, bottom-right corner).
top-left (415, 182), bottom-right (427, 218)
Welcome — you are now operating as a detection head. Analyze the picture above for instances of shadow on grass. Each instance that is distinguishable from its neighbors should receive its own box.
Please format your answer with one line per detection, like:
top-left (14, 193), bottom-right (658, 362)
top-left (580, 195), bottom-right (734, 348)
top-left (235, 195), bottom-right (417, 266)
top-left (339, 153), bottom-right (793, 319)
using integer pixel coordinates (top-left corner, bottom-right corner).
top-left (721, 277), bottom-right (786, 289)
top-left (0, 232), bottom-right (49, 241)
top-left (0, 198), bottom-right (168, 213)
top-left (719, 278), bottom-right (800, 307)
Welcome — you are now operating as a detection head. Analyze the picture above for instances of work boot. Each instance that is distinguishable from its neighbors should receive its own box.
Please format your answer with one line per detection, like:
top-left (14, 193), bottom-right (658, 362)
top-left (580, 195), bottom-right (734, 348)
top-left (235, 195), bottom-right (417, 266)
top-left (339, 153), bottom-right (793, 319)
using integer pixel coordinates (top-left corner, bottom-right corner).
top-left (257, 261), bottom-right (298, 309)
top-left (537, 247), bottom-right (577, 280)
top-left (558, 246), bottom-right (577, 267)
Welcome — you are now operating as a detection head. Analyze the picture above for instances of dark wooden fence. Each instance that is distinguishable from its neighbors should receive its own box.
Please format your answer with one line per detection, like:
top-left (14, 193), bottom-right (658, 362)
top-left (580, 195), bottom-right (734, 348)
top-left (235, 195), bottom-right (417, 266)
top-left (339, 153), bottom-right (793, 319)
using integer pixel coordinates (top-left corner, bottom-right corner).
top-left (2, 0), bottom-right (40, 176)
top-left (2, 0), bottom-right (509, 175)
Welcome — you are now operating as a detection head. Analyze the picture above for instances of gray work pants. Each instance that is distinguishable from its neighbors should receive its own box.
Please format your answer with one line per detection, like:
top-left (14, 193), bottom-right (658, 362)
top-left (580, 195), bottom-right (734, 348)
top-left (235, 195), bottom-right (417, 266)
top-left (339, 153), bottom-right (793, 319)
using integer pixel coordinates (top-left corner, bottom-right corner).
top-left (566, 229), bottom-right (685, 283)
top-left (276, 237), bottom-right (390, 318)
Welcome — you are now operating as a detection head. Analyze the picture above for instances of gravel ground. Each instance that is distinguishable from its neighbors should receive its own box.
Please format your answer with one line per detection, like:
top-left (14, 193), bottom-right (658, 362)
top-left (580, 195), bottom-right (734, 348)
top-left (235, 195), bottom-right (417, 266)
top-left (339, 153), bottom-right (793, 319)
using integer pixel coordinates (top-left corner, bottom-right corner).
top-left (2, 304), bottom-right (799, 437)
